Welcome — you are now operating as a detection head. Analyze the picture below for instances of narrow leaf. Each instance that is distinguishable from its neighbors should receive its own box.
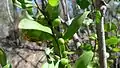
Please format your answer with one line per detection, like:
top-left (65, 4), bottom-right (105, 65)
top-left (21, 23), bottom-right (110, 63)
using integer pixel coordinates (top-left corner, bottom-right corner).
top-left (54, 60), bottom-right (60, 68)
top-left (18, 18), bottom-right (52, 34)
top-left (63, 11), bottom-right (90, 40)
top-left (96, 10), bottom-right (101, 24)
top-left (3, 64), bottom-right (12, 68)
top-left (42, 61), bottom-right (55, 68)
top-left (0, 48), bottom-right (7, 67)
top-left (74, 51), bottom-right (93, 68)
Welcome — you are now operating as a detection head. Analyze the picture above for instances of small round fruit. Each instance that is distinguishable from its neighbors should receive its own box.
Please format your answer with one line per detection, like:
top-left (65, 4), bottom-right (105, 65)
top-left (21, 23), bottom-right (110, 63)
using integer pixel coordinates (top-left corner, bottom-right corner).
top-left (52, 18), bottom-right (61, 27)
top-left (60, 58), bottom-right (69, 65)
top-left (58, 38), bottom-right (65, 45)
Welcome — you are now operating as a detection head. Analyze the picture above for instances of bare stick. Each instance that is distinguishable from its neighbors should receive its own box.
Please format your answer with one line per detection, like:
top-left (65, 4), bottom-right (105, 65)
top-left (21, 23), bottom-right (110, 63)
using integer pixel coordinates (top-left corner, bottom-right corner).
top-left (6, 0), bottom-right (14, 24)
top-left (95, 0), bottom-right (107, 68)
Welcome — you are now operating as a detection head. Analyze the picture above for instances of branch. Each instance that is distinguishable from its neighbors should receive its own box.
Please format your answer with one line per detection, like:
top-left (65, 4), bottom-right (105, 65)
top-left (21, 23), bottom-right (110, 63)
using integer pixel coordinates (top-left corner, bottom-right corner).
top-left (34, 0), bottom-right (44, 15)
top-left (35, 0), bottom-right (61, 57)
top-left (60, 0), bottom-right (68, 22)
top-left (6, 0), bottom-right (14, 25)
top-left (95, 0), bottom-right (107, 68)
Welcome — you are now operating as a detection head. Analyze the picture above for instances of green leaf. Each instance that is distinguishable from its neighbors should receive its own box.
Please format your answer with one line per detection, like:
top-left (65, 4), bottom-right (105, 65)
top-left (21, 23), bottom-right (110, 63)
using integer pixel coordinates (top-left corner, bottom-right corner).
top-left (42, 61), bottom-right (54, 68)
top-left (0, 48), bottom-right (7, 67)
top-left (48, 61), bottom-right (54, 68)
top-left (25, 11), bottom-right (34, 20)
top-left (112, 48), bottom-right (120, 52)
top-left (64, 51), bottom-right (75, 55)
top-left (104, 23), bottom-right (117, 32)
top-left (54, 60), bottom-right (60, 68)
top-left (22, 30), bottom-right (53, 41)
top-left (81, 44), bottom-right (93, 51)
top-left (111, 24), bottom-right (117, 31)
top-left (108, 59), bottom-right (114, 66)
top-left (27, 8), bottom-right (33, 15)
top-left (18, 0), bottom-right (26, 9)
top-left (104, 23), bottom-right (110, 32)
top-left (24, 0), bottom-right (32, 4)
top-left (76, 0), bottom-right (90, 9)
top-left (48, 0), bottom-right (59, 7)
top-left (3, 64), bottom-right (12, 68)
top-left (106, 36), bottom-right (119, 46)
top-left (74, 51), bottom-right (93, 68)
top-left (14, 0), bottom-right (22, 8)
top-left (19, 18), bottom-right (52, 34)
top-left (96, 10), bottom-right (101, 24)
top-left (39, 32), bottom-right (53, 41)
top-left (63, 11), bottom-right (90, 40)
top-left (42, 62), bottom-right (49, 68)
top-left (87, 63), bottom-right (93, 68)
top-left (66, 64), bottom-right (72, 68)
top-left (89, 34), bottom-right (97, 40)
top-left (42, 60), bottom-right (60, 68)
top-left (26, 4), bottom-right (33, 8)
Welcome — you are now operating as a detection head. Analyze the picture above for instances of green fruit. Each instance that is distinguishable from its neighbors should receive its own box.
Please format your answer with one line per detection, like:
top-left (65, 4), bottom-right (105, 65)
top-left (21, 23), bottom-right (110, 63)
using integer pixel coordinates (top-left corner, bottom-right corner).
top-left (52, 18), bottom-right (61, 27)
top-left (58, 38), bottom-right (66, 57)
top-left (58, 38), bottom-right (65, 45)
top-left (37, 15), bottom-right (48, 26)
top-left (60, 58), bottom-right (69, 65)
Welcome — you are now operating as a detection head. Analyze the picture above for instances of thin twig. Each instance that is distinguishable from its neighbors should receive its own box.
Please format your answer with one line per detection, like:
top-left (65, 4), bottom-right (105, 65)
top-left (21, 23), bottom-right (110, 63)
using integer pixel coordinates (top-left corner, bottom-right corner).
top-left (35, 0), bottom-right (61, 57)
top-left (60, 0), bottom-right (68, 22)
top-left (6, 0), bottom-right (14, 25)
top-left (96, 2), bottom-right (107, 68)
top-left (34, 0), bottom-right (44, 15)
